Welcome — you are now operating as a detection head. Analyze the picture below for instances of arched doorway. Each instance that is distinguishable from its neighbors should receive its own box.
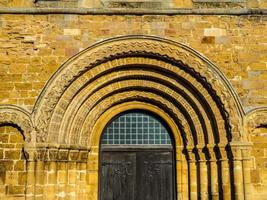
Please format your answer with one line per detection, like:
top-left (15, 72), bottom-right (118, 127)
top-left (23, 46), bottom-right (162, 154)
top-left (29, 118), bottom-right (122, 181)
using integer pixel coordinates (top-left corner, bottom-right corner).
top-left (99, 110), bottom-right (175, 200)
top-left (31, 35), bottom-right (252, 199)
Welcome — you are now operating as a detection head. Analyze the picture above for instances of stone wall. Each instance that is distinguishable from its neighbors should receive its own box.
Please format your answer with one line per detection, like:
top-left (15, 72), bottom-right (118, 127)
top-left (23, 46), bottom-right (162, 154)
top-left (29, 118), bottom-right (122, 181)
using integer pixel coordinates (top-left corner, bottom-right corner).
top-left (0, 125), bottom-right (26, 200)
top-left (0, 1), bottom-right (266, 200)
top-left (0, 15), bottom-right (266, 111)
top-left (250, 126), bottom-right (267, 199)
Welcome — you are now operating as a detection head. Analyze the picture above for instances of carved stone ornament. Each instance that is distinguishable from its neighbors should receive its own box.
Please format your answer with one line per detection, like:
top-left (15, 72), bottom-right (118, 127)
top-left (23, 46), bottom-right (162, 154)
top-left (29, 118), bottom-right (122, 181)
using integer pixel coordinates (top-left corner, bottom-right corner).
top-left (245, 107), bottom-right (267, 133)
top-left (32, 36), bottom-right (244, 144)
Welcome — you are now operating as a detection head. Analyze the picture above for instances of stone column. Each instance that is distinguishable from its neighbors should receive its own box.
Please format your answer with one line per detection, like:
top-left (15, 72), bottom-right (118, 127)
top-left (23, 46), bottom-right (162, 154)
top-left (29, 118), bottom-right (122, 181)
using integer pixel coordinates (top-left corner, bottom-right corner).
top-left (78, 162), bottom-right (87, 199)
top-left (208, 145), bottom-right (219, 200)
top-left (76, 150), bottom-right (89, 199)
top-left (57, 149), bottom-right (69, 200)
top-left (218, 144), bottom-right (231, 200)
top-left (197, 146), bottom-right (208, 200)
top-left (176, 147), bottom-right (183, 200)
top-left (25, 149), bottom-right (35, 200)
top-left (87, 147), bottom-right (98, 199)
top-left (187, 147), bottom-right (197, 200)
top-left (47, 149), bottom-right (58, 200)
top-left (231, 144), bottom-right (244, 200)
top-left (181, 155), bottom-right (189, 200)
top-left (241, 145), bottom-right (252, 200)
top-left (35, 149), bottom-right (46, 200)
top-left (68, 150), bottom-right (79, 200)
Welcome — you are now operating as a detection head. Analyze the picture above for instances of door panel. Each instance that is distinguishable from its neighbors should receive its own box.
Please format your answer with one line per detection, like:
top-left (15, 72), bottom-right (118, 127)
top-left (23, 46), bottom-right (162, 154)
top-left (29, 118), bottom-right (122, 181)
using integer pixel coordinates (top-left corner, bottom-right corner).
top-left (100, 149), bottom-right (174, 200)
top-left (100, 152), bottom-right (136, 200)
top-left (136, 151), bottom-right (174, 200)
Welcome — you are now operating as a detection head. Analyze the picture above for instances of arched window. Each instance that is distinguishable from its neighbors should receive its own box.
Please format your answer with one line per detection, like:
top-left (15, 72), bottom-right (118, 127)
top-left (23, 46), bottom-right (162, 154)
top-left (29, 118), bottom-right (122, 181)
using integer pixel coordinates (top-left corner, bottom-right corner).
top-left (101, 111), bottom-right (172, 145)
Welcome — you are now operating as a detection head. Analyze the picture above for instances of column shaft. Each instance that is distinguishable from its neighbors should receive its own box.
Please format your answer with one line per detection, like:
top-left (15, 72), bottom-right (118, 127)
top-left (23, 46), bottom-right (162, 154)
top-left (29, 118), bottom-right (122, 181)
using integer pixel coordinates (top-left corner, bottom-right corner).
top-left (26, 160), bottom-right (35, 200)
top-left (242, 149), bottom-right (252, 200)
top-left (47, 161), bottom-right (57, 200)
top-left (199, 160), bottom-right (208, 200)
top-left (35, 160), bottom-right (44, 199)
top-left (188, 150), bottom-right (197, 200)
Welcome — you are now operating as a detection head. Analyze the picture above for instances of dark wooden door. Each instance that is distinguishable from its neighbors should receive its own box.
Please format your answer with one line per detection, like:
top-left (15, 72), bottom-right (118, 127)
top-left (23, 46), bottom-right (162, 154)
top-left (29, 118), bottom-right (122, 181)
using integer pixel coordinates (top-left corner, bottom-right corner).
top-left (100, 151), bottom-right (136, 200)
top-left (100, 147), bottom-right (174, 200)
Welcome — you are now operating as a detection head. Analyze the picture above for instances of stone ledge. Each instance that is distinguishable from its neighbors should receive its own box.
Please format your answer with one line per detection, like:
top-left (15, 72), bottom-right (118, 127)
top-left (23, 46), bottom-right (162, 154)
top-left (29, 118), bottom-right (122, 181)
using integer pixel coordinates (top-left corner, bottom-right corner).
top-left (0, 7), bottom-right (266, 15)
top-left (193, 0), bottom-right (245, 2)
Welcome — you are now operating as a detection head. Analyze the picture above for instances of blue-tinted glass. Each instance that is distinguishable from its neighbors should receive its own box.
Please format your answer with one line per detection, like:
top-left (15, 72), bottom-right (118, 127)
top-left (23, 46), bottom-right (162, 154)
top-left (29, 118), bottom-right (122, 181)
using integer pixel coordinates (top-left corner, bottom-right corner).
top-left (101, 111), bottom-right (171, 145)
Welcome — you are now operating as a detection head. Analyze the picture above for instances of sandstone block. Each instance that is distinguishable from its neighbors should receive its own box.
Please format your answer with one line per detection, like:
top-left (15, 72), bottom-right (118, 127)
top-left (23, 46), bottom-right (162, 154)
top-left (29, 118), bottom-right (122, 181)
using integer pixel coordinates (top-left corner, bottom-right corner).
top-left (204, 28), bottom-right (226, 37)
top-left (4, 150), bottom-right (21, 160)
top-left (64, 29), bottom-right (81, 36)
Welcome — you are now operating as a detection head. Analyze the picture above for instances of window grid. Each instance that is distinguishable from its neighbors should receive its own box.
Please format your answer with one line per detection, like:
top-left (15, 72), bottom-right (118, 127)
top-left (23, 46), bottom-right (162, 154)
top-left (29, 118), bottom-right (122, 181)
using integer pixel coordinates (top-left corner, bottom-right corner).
top-left (101, 112), bottom-right (171, 145)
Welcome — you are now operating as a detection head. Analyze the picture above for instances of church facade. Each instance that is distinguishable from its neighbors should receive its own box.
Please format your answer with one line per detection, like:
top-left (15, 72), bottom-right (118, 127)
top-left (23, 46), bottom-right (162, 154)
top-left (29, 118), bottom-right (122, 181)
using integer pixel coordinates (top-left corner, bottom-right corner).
top-left (0, 0), bottom-right (267, 199)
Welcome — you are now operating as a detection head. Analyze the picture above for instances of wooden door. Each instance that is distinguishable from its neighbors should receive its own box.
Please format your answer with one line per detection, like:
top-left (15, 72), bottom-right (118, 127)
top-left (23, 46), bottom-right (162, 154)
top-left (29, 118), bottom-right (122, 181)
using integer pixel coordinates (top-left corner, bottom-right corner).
top-left (100, 148), bottom-right (174, 200)
top-left (100, 151), bottom-right (136, 200)
top-left (100, 111), bottom-right (175, 200)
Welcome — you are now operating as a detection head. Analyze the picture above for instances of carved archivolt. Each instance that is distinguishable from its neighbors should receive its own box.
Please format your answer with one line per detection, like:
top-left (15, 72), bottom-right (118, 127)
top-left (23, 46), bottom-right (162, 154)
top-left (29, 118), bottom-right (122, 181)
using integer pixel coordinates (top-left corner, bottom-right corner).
top-left (245, 107), bottom-right (267, 133)
top-left (31, 35), bottom-right (245, 146)
top-left (0, 105), bottom-right (33, 142)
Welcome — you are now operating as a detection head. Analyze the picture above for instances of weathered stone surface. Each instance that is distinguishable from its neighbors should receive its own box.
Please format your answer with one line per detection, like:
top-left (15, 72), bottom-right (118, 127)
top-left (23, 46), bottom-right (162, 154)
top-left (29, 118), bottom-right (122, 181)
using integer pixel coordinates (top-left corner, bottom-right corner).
top-left (0, 1), bottom-right (266, 199)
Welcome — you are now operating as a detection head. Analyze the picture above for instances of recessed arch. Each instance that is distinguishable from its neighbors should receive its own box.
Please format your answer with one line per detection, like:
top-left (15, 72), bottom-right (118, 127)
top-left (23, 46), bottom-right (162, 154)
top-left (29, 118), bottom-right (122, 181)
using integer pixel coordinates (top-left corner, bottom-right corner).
top-left (30, 35), bottom-right (250, 200)
top-left (90, 101), bottom-right (183, 149)
top-left (32, 35), bottom-right (245, 145)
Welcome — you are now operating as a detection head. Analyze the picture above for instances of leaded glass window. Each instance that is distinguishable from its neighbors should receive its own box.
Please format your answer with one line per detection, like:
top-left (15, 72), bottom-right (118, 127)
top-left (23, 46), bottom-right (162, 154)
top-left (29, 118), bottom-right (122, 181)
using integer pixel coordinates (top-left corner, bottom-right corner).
top-left (101, 111), bottom-right (172, 145)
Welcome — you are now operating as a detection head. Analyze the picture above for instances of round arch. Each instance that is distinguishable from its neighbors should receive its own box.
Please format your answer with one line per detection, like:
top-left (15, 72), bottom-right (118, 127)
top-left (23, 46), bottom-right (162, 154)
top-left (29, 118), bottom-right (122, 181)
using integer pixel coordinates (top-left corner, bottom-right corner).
top-left (90, 101), bottom-right (182, 150)
top-left (0, 105), bottom-right (33, 142)
top-left (31, 35), bottom-right (250, 199)
top-left (32, 35), bottom-right (245, 145)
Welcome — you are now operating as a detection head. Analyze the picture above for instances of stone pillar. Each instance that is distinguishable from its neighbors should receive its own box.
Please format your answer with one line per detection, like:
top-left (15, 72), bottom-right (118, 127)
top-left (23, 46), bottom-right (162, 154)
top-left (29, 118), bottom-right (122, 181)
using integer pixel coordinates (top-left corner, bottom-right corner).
top-left (187, 147), bottom-right (197, 200)
top-left (208, 145), bottom-right (219, 200)
top-left (25, 149), bottom-right (35, 200)
top-left (87, 147), bottom-right (98, 199)
top-left (35, 149), bottom-right (46, 200)
top-left (176, 147), bottom-right (183, 200)
top-left (47, 149), bottom-right (58, 200)
top-left (231, 145), bottom-right (244, 200)
top-left (57, 149), bottom-right (69, 200)
top-left (218, 145), bottom-right (231, 200)
top-left (68, 150), bottom-right (79, 200)
top-left (197, 146), bottom-right (208, 200)
top-left (78, 162), bottom-right (87, 199)
top-left (76, 150), bottom-right (89, 199)
top-left (181, 155), bottom-right (189, 200)
top-left (241, 146), bottom-right (252, 200)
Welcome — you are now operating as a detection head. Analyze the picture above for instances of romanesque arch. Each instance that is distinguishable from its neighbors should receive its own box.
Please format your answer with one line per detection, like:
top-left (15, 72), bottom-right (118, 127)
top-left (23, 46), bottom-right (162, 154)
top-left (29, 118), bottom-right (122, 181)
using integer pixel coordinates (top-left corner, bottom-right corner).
top-left (0, 105), bottom-right (33, 142)
top-left (30, 35), bottom-right (251, 199)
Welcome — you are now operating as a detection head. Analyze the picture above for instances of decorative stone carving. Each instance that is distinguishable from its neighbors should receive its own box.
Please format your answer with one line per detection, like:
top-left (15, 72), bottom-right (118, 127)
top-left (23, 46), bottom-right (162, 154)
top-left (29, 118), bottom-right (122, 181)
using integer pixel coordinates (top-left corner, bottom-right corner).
top-left (32, 36), bottom-right (244, 144)
top-left (245, 107), bottom-right (267, 133)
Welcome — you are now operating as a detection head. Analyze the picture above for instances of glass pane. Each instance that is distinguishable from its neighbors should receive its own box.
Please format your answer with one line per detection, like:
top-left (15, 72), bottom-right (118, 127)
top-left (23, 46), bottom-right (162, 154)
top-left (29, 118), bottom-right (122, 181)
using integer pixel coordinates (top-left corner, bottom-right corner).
top-left (101, 111), bottom-right (172, 145)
